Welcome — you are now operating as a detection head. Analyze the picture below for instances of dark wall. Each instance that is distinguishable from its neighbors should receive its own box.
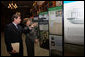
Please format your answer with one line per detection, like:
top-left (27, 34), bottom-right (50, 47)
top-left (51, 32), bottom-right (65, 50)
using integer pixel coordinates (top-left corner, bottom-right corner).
top-left (1, 3), bottom-right (11, 32)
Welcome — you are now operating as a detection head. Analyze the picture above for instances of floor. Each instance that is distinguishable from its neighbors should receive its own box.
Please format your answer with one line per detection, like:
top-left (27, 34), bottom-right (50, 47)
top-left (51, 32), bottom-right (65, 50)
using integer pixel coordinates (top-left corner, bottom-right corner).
top-left (64, 43), bottom-right (84, 56)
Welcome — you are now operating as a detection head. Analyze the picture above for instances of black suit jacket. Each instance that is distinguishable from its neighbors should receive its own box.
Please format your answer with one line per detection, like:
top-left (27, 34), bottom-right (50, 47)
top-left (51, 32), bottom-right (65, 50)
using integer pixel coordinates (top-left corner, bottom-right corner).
top-left (4, 23), bottom-right (23, 52)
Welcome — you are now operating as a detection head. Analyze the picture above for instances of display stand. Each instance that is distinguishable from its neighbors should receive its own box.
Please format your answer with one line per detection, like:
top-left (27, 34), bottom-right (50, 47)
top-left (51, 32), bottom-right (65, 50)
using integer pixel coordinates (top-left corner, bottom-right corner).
top-left (38, 12), bottom-right (49, 49)
top-left (48, 3), bottom-right (63, 56)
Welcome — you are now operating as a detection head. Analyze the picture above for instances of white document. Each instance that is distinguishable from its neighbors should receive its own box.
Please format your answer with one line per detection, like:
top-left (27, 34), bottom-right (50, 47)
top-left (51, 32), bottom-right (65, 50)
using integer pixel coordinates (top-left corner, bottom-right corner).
top-left (39, 25), bottom-right (48, 30)
top-left (11, 43), bottom-right (20, 53)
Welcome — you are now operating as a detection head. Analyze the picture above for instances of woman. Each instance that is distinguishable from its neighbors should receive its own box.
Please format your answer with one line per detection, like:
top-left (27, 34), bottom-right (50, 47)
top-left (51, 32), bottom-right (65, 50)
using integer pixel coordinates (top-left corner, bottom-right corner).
top-left (23, 18), bottom-right (38, 56)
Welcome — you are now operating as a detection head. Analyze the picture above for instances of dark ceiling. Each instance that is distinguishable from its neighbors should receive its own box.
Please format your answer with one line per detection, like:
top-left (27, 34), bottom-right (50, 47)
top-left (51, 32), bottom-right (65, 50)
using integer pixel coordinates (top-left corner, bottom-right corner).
top-left (1, 1), bottom-right (34, 8)
top-left (1, 1), bottom-right (34, 18)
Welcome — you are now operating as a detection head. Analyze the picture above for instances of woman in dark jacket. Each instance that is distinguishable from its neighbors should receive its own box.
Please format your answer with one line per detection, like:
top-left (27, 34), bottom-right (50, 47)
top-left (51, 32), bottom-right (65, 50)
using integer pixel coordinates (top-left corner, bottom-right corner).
top-left (23, 18), bottom-right (38, 56)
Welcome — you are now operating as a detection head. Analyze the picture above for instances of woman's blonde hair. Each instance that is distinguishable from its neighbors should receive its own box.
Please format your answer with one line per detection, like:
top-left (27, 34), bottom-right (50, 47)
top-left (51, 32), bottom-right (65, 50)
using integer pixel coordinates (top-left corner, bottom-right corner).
top-left (23, 18), bottom-right (31, 25)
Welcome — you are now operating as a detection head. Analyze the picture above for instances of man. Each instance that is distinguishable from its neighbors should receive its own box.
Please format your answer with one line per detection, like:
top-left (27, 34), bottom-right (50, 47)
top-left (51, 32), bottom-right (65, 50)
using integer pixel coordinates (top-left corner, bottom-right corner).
top-left (4, 12), bottom-right (23, 56)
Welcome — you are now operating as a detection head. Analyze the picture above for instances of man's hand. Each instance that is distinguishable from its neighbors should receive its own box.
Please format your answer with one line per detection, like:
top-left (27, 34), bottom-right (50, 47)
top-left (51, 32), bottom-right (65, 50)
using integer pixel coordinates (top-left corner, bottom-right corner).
top-left (9, 50), bottom-right (17, 54)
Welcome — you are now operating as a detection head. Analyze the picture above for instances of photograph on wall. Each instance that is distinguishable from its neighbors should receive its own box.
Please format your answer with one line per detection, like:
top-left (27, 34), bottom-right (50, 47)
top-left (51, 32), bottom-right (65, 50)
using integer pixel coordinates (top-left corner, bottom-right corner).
top-left (39, 24), bottom-right (48, 31)
top-left (56, 1), bottom-right (62, 7)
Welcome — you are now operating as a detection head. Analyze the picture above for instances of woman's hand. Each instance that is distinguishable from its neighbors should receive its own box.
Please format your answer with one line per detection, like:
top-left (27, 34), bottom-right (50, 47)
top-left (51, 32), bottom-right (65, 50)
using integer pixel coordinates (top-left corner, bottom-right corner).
top-left (35, 39), bottom-right (39, 43)
top-left (33, 23), bottom-right (37, 27)
top-left (30, 23), bottom-right (37, 28)
top-left (31, 24), bottom-right (34, 28)
top-left (29, 24), bottom-right (34, 30)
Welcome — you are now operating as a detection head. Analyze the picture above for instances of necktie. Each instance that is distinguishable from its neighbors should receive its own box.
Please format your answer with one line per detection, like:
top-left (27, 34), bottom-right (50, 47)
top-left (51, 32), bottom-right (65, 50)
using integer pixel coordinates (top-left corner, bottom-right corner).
top-left (16, 25), bottom-right (18, 29)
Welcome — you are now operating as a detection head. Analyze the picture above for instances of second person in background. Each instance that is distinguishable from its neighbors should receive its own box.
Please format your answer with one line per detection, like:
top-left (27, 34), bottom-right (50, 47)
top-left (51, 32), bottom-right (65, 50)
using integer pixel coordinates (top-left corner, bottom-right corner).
top-left (23, 18), bottom-right (38, 56)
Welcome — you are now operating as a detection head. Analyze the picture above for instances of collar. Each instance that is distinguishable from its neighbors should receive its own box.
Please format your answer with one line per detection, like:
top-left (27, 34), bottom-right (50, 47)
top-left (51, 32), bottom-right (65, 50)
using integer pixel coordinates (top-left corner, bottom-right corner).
top-left (12, 22), bottom-right (17, 26)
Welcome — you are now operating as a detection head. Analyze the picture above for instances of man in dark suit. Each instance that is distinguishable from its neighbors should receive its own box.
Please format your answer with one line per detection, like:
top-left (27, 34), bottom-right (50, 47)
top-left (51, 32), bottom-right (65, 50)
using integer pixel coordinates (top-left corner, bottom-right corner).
top-left (4, 12), bottom-right (23, 56)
